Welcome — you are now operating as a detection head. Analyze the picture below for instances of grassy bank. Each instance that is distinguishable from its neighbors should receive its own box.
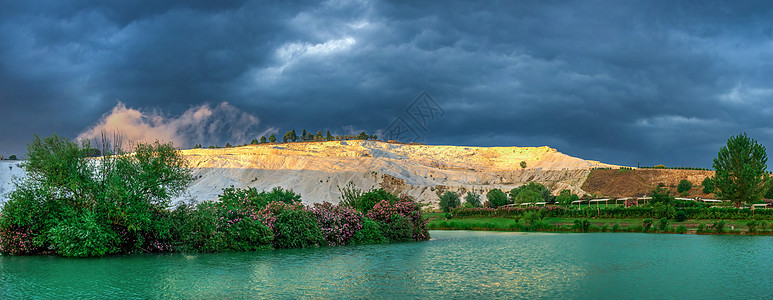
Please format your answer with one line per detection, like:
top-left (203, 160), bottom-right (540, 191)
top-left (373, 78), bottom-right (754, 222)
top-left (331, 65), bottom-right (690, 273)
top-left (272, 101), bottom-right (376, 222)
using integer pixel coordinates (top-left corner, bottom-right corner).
top-left (425, 213), bottom-right (772, 235)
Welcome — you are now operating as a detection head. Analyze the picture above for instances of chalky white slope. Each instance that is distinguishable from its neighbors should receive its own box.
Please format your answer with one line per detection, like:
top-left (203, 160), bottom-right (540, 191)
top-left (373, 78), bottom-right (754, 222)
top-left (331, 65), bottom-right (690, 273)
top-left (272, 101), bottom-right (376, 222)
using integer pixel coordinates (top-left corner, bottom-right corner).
top-left (175, 140), bottom-right (617, 207)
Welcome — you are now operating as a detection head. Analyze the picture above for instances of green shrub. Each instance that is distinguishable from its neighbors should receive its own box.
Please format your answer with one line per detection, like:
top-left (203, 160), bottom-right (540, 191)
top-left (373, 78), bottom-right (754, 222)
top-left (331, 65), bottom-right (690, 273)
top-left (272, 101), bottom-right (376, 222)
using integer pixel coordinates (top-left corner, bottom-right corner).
top-left (677, 179), bottom-right (693, 194)
top-left (464, 191), bottom-right (482, 208)
top-left (382, 215), bottom-right (415, 242)
top-left (210, 218), bottom-right (273, 252)
top-left (759, 221), bottom-right (769, 232)
top-left (273, 209), bottom-right (325, 249)
top-left (650, 187), bottom-right (674, 206)
top-left (642, 218), bottom-right (653, 232)
top-left (514, 190), bottom-right (542, 205)
top-left (529, 220), bottom-right (552, 231)
top-left (573, 219), bottom-right (591, 232)
top-left (702, 177), bottom-right (714, 194)
top-left (628, 225), bottom-right (644, 232)
top-left (439, 191), bottom-right (460, 212)
top-left (356, 189), bottom-right (400, 213)
top-left (219, 186), bottom-right (301, 210)
top-left (521, 210), bottom-right (543, 226)
top-left (712, 220), bottom-right (725, 233)
top-left (48, 212), bottom-right (119, 257)
top-left (169, 202), bottom-right (218, 252)
top-left (697, 223), bottom-right (706, 234)
top-left (652, 203), bottom-right (676, 219)
top-left (675, 210), bottom-right (688, 222)
top-left (657, 218), bottom-right (669, 232)
top-left (351, 217), bottom-right (386, 245)
top-left (556, 190), bottom-right (580, 206)
top-left (612, 223), bottom-right (621, 232)
top-left (486, 189), bottom-right (509, 208)
top-left (676, 225), bottom-right (687, 234)
top-left (747, 220), bottom-right (758, 233)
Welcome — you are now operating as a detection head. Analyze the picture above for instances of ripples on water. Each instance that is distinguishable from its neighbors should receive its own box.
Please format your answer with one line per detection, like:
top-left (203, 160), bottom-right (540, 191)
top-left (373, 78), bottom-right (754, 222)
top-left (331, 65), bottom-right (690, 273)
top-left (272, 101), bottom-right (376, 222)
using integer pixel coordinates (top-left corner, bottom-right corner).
top-left (2, 231), bottom-right (773, 299)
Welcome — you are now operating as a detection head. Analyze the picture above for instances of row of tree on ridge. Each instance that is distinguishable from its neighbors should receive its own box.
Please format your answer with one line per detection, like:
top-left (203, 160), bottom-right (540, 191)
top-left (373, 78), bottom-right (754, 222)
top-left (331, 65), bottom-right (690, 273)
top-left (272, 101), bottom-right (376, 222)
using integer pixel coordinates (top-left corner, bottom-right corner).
top-left (192, 129), bottom-right (378, 149)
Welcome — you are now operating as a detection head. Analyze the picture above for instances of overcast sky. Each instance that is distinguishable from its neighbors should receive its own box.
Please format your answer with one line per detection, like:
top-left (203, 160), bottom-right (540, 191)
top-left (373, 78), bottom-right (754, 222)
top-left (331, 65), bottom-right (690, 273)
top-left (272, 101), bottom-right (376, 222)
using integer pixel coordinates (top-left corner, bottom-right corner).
top-left (1, 0), bottom-right (772, 168)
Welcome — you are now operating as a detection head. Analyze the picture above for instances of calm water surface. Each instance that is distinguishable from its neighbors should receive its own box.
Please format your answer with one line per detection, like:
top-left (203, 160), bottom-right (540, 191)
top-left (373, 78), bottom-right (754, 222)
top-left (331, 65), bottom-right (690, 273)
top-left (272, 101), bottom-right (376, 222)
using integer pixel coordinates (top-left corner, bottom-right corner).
top-left (2, 231), bottom-right (772, 299)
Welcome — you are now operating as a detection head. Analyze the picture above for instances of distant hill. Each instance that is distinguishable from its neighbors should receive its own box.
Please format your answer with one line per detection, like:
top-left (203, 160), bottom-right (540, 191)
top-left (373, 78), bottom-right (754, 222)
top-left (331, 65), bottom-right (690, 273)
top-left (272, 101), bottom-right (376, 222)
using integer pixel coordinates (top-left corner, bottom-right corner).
top-left (176, 140), bottom-right (619, 206)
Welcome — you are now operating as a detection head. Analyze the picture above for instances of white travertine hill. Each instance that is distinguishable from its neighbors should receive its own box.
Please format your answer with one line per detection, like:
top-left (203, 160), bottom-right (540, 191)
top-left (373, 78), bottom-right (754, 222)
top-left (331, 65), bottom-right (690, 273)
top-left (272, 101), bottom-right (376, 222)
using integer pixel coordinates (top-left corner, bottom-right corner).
top-left (176, 140), bottom-right (618, 207)
top-left (0, 141), bottom-right (618, 207)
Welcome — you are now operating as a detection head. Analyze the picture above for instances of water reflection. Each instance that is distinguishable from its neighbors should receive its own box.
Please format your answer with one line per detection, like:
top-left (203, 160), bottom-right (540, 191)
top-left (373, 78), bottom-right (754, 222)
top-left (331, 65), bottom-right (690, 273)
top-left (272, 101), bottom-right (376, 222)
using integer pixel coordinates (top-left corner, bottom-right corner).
top-left (2, 231), bottom-right (773, 299)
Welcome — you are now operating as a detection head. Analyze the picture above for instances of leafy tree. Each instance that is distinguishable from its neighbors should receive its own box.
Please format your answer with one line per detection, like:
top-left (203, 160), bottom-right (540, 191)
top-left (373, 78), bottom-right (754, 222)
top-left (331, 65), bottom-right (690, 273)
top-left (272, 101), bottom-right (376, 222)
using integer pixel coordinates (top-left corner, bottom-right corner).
top-left (509, 182), bottom-right (550, 202)
top-left (269, 134), bottom-right (276, 143)
top-left (260, 136), bottom-right (267, 144)
top-left (464, 191), bottom-right (481, 207)
top-left (250, 138), bottom-right (258, 145)
top-left (283, 130), bottom-right (297, 143)
top-left (8, 154), bottom-right (17, 160)
top-left (357, 131), bottom-right (369, 140)
top-left (439, 191), bottom-right (460, 212)
top-left (351, 188), bottom-right (399, 213)
top-left (326, 130), bottom-right (333, 141)
top-left (556, 189), bottom-right (576, 206)
top-left (701, 177), bottom-right (714, 194)
top-left (225, 142), bottom-right (232, 148)
top-left (0, 134), bottom-right (192, 257)
top-left (520, 161), bottom-right (527, 169)
top-left (515, 189), bottom-right (541, 204)
top-left (649, 186), bottom-right (674, 206)
top-left (486, 189), bottom-right (509, 208)
top-left (677, 179), bottom-right (693, 194)
top-left (712, 133), bottom-right (769, 206)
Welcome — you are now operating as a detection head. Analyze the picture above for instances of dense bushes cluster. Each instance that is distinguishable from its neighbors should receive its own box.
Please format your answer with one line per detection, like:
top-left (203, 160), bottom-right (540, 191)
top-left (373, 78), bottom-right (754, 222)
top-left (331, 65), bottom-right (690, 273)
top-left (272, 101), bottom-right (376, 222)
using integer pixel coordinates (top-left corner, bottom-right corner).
top-left (169, 187), bottom-right (428, 252)
top-left (0, 135), bottom-right (429, 257)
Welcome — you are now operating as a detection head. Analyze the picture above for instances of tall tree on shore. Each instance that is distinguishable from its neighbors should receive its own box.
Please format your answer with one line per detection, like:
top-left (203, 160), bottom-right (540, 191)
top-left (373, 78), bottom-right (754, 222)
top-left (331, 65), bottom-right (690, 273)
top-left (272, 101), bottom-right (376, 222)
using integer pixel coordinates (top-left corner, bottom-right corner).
top-left (269, 134), bottom-right (277, 143)
top-left (712, 133), bottom-right (770, 207)
top-left (260, 136), bottom-right (267, 143)
top-left (326, 130), bottom-right (333, 141)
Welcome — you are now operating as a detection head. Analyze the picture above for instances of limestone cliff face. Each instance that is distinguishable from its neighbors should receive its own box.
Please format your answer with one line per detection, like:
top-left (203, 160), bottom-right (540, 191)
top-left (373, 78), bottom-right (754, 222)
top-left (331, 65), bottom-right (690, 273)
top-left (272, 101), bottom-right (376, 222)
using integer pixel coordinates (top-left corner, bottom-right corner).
top-left (177, 140), bottom-right (617, 207)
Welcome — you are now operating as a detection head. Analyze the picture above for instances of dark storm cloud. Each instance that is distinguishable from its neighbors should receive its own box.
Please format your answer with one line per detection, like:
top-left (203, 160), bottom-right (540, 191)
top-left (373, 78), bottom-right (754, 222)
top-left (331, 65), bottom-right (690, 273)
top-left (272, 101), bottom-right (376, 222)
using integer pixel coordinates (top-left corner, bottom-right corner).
top-left (1, 0), bottom-right (772, 168)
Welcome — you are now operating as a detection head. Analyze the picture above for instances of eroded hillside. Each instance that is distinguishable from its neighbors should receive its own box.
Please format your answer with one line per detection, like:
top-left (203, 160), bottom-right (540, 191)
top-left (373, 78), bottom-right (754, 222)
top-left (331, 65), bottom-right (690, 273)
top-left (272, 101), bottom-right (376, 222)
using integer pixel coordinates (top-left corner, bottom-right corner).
top-left (177, 140), bottom-right (618, 207)
top-left (582, 169), bottom-right (714, 198)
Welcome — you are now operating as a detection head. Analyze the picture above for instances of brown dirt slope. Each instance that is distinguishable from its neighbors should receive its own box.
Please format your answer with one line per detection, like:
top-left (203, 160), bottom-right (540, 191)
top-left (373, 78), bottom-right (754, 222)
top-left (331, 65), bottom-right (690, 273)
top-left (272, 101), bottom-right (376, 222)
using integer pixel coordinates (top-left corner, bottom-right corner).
top-left (581, 169), bottom-right (714, 198)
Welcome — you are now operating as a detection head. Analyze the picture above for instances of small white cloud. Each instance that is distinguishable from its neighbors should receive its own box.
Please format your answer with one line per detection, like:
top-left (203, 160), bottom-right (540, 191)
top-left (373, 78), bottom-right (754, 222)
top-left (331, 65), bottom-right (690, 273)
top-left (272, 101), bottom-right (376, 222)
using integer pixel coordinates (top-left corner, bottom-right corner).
top-left (719, 82), bottom-right (773, 104)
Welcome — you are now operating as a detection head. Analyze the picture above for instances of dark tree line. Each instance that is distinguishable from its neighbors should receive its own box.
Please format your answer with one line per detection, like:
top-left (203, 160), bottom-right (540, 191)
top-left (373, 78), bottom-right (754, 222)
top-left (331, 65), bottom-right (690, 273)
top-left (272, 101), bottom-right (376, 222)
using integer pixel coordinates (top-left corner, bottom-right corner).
top-left (192, 129), bottom-right (378, 150)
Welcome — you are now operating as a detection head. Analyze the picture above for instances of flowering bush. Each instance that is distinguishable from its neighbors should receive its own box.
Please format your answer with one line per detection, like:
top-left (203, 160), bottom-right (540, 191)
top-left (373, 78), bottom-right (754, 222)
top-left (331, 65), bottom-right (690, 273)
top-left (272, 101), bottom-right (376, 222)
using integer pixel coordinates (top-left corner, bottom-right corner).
top-left (311, 202), bottom-right (363, 246)
top-left (0, 225), bottom-right (40, 255)
top-left (367, 196), bottom-right (429, 242)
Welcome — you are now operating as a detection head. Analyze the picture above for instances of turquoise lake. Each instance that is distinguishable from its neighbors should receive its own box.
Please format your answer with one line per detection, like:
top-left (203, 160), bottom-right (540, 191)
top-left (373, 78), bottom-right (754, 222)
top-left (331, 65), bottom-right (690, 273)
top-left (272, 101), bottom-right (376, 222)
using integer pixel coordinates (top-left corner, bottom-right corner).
top-left (2, 231), bottom-right (772, 299)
